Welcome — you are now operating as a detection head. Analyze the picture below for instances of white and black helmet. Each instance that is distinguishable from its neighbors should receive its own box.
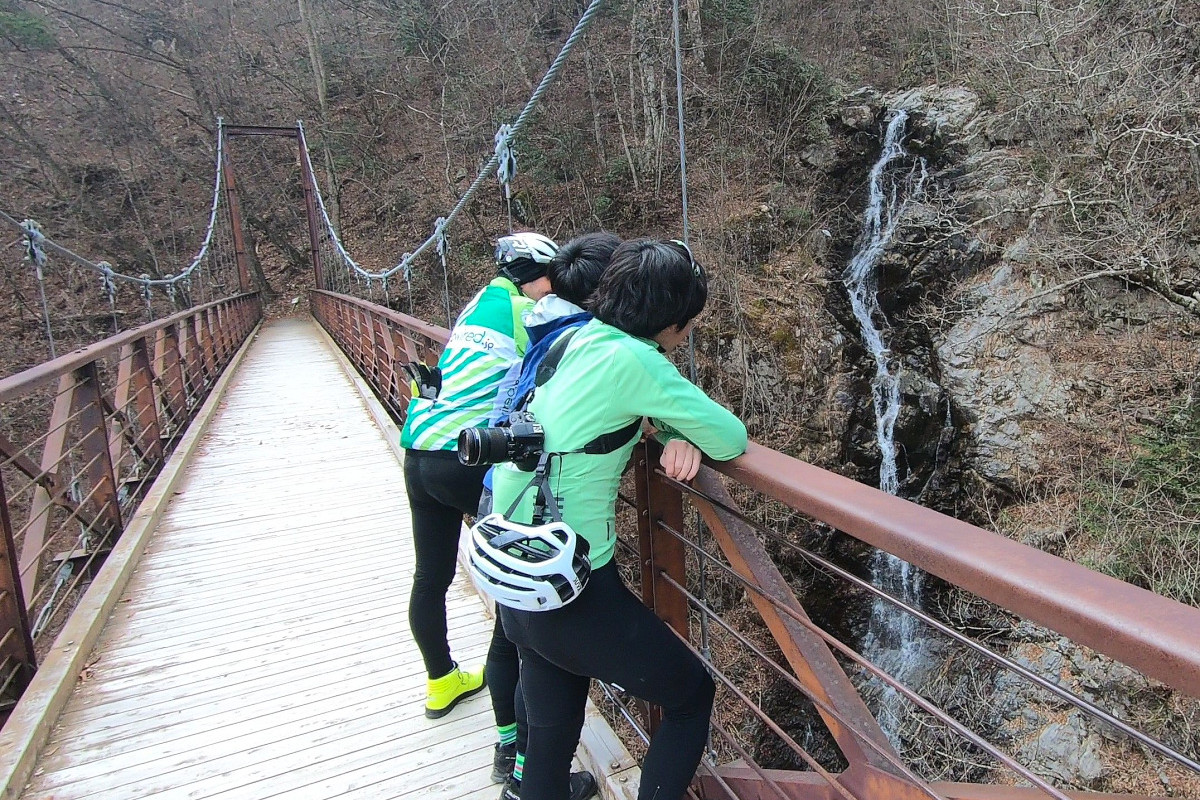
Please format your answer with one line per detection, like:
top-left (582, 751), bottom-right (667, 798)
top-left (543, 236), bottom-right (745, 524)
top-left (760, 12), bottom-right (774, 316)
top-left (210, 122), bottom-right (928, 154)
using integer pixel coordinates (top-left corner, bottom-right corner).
top-left (495, 232), bottom-right (558, 286)
top-left (467, 512), bottom-right (591, 612)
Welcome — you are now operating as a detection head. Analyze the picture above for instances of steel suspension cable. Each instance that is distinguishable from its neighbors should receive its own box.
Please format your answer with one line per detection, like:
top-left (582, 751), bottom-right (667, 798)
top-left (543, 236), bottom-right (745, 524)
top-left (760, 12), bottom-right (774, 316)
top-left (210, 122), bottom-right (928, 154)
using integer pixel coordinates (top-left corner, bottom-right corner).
top-left (0, 120), bottom-right (227, 294)
top-left (296, 0), bottom-right (605, 286)
top-left (669, 4), bottom-right (715, 746)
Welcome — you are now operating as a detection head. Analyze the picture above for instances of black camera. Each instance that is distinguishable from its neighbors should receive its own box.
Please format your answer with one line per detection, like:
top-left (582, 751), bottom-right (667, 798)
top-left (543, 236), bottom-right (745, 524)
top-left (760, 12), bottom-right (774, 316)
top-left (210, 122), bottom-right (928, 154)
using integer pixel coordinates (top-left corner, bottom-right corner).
top-left (458, 411), bottom-right (545, 471)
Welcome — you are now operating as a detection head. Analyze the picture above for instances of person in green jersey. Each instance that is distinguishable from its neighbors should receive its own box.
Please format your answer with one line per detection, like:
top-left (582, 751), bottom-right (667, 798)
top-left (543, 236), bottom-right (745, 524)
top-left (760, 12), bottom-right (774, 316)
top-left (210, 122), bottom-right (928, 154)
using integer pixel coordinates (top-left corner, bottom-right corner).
top-left (489, 239), bottom-right (748, 800)
top-left (400, 232), bottom-right (556, 720)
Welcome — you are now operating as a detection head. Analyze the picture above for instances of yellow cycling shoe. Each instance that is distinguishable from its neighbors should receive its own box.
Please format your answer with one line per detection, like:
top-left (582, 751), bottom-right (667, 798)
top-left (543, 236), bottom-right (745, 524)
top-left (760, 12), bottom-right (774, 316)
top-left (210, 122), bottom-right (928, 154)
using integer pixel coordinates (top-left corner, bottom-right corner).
top-left (425, 662), bottom-right (486, 719)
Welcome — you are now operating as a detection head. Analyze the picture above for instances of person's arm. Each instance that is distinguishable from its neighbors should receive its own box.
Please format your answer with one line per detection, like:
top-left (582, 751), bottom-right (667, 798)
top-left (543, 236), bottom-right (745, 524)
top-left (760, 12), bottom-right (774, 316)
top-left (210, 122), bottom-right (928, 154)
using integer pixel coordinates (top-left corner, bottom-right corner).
top-left (616, 348), bottom-right (748, 463)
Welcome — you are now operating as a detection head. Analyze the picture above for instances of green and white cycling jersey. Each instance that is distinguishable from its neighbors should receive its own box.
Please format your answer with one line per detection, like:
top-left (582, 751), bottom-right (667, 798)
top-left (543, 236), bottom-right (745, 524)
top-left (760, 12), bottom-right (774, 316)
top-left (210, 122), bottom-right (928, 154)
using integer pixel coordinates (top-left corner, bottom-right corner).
top-left (400, 277), bottom-right (532, 452)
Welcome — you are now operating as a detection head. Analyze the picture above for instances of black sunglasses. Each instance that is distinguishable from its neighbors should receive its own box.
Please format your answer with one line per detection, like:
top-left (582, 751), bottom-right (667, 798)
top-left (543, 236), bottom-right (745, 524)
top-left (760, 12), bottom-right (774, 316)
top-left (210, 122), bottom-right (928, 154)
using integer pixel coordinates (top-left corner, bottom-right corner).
top-left (670, 239), bottom-right (703, 277)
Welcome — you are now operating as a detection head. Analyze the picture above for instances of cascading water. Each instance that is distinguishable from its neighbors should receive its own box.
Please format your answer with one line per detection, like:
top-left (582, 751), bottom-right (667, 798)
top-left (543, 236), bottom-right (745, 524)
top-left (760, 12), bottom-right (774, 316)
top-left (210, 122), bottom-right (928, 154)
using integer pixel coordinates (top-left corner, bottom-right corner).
top-left (842, 109), bottom-right (929, 743)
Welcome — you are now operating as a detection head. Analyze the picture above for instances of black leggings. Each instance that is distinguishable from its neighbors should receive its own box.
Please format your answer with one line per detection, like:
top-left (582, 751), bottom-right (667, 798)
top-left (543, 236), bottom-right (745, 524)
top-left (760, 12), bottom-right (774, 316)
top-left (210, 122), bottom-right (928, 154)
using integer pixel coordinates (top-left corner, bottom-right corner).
top-left (487, 613), bottom-right (525, 733)
top-left (403, 448), bottom-right (493, 678)
top-left (501, 562), bottom-right (715, 800)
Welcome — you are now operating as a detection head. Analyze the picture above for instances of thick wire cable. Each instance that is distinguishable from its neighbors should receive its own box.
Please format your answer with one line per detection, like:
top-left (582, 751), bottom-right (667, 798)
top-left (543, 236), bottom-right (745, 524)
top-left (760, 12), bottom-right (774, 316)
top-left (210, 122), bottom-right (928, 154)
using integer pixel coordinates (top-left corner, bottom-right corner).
top-left (33, 261), bottom-right (57, 359)
top-left (0, 120), bottom-right (226, 293)
top-left (295, 0), bottom-right (605, 284)
top-left (671, 0), bottom-right (697, 387)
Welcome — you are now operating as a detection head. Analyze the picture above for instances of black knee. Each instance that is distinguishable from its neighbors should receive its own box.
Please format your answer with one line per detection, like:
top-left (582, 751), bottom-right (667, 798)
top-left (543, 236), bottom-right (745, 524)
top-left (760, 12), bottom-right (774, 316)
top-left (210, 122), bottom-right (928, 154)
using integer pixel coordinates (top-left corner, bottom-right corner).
top-left (663, 665), bottom-right (715, 722)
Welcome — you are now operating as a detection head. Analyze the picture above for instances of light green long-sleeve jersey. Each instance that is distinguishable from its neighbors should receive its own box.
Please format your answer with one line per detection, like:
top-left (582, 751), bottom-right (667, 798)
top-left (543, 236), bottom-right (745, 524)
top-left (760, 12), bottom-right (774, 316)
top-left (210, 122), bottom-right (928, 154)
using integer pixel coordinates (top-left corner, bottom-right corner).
top-left (491, 318), bottom-right (748, 569)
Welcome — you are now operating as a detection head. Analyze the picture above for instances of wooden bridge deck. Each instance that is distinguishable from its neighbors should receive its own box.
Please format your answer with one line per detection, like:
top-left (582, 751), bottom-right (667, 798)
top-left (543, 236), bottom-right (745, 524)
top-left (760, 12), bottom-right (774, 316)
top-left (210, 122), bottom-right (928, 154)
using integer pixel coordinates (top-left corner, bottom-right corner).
top-left (16, 318), bottom-right (502, 800)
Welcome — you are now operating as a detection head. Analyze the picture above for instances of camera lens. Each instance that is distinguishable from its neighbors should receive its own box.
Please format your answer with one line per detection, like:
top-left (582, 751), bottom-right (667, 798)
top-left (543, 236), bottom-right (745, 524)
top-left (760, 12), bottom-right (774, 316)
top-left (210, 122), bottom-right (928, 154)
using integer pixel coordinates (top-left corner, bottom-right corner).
top-left (457, 427), bottom-right (511, 466)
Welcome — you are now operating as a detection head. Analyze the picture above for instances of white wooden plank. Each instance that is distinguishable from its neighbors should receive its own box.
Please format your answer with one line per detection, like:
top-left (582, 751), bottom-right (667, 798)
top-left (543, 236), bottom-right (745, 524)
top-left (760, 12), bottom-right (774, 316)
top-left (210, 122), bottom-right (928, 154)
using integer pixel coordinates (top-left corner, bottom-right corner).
top-left (84, 610), bottom-right (487, 687)
top-left (63, 620), bottom-right (491, 725)
top-left (137, 707), bottom-right (497, 800)
top-left (21, 319), bottom-right (506, 800)
top-left (50, 645), bottom-right (434, 750)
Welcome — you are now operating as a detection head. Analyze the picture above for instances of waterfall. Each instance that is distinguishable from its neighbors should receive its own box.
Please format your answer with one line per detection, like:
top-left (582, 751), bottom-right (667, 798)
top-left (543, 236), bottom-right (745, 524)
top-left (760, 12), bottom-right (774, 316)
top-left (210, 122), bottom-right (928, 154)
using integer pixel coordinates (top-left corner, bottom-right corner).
top-left (842, 109), bottom-right (929, 743)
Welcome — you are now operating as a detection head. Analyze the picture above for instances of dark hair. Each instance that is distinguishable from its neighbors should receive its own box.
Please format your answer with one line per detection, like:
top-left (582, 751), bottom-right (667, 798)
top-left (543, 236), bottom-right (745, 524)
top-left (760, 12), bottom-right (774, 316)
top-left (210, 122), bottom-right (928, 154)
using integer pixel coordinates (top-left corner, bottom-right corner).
top-left (548, 232), bottom-right (621, 307)
top-left (589, 238), bottom-right (707, 339)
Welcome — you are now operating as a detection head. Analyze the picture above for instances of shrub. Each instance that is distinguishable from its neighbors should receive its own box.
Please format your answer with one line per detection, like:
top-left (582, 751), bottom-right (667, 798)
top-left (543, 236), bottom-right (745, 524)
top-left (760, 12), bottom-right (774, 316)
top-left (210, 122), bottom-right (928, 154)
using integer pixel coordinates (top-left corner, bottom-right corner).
top-left (0, 8), bottom-right (54, 48)
top-left (737, 42), bottom-right (836, 162)
top-left (1076, 401), bottom-right (1200, 607)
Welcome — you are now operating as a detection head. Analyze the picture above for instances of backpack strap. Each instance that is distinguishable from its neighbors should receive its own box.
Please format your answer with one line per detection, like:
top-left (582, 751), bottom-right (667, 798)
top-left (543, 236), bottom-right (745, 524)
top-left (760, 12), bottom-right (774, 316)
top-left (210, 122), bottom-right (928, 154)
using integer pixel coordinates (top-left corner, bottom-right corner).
top-left (527, 327), bottom-right (641, 458)
top-left (580, 419), bottom-right (642, 455)
top-left (533, 327), bottom-right (581, 389)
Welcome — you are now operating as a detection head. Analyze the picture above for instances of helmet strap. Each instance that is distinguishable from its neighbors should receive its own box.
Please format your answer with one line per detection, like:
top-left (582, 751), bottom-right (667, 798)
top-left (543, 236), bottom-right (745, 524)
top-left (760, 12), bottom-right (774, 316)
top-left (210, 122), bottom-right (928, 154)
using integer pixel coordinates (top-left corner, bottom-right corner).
top-left (504, 452), bottom-right (563, 525)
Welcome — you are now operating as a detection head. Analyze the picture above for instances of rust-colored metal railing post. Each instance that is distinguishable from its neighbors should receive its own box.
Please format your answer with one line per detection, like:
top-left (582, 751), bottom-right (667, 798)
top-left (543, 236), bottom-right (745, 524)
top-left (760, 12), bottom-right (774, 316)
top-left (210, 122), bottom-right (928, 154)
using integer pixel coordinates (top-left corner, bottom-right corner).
top-left (296, 125), bottom-right (326, 290)
top-left (155, 323), bottom-right (187, 428)
top-left (400, 332), bottom-right (420, 363)
top-left (0, 468), bottom-right (38, 703)
top-left (363, 310), bottom-right (380, 386)
top-left (221, 150), bottom-right (253, 294)
top-left (691, 468), bottom-right (900, 778)
top-left (198, 310), bottom-right (217, 381)
top-left (19, 374), bottom-right (76, 604)
top-left (374, 318), bottom-right (401, 410)
top-left (217, 305), bottom-right (234, 365)
top-left (634, 440), bottom-right (690, 735)
top-left (212, 306), bottom-right (228, 367)
top-left (72, 362), bottom-right (123, 540)
top-left (208, 307), bottom-right (224, 368)
top-left (181, 313), bottom-right (204, 406)
top-left (123, 339), bottom-right (164, 464)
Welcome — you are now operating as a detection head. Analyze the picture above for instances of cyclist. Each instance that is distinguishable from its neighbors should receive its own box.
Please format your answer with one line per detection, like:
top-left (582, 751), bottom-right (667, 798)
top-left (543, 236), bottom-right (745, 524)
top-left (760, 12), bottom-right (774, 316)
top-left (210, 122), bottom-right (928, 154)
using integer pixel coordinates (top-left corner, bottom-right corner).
top-left (486, 231), bottom-right (621, 800)
top-left (401, 231), bottom-right (556, 720)
top-left (489, 239), bottom-right (748, 800)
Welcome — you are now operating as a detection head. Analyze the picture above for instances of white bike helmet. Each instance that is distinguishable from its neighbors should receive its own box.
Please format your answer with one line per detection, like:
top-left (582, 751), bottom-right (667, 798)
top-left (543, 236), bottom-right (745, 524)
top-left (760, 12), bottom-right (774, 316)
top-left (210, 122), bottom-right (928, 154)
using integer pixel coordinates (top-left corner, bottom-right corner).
top-left (467, 512), bottom-right (591, 612)
top-left (495, 232), bottom-right (558, 286)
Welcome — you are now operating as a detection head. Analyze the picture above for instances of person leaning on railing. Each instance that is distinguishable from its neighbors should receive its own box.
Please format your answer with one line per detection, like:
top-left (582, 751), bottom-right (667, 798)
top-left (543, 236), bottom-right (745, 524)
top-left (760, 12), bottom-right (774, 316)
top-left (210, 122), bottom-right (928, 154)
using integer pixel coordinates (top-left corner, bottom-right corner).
top-left (399, 232), bottom-right (557, 719)
top-left (486, 231), bottom-right (623, 800)
top-left (490, 239), bottom-right (749, 800)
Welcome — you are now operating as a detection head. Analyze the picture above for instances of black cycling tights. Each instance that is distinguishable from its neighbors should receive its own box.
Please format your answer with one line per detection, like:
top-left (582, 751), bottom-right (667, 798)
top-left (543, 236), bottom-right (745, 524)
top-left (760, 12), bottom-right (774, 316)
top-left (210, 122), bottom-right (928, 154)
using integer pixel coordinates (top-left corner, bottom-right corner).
top-left (403, 449), bottom-right (492, 679)
top-left (501, 562), bottom-right (716, 800)
top-left (487, 612), bottom-right (523, 732)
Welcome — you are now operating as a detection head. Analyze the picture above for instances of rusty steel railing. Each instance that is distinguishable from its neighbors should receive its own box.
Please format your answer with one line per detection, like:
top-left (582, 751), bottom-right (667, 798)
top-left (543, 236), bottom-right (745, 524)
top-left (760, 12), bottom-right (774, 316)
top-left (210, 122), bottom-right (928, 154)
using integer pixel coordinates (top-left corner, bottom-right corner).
top-left (311, 289), bottom-right (1200, 800)
top-left (0, 293), bottom-right (261, 719)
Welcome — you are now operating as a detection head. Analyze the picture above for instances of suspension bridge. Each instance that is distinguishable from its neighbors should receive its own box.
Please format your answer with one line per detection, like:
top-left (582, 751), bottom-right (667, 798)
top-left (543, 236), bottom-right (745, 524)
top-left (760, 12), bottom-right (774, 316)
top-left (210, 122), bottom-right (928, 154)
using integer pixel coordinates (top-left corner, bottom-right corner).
top-left (2, 1), bottom-right (1199, 798)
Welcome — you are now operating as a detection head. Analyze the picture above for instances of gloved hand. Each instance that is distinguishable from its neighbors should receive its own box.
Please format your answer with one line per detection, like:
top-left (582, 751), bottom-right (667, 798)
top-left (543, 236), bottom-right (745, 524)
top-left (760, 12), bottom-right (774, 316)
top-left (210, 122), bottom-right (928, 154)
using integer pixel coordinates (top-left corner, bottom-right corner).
top-left (402, 361), bottom-right (441, 400)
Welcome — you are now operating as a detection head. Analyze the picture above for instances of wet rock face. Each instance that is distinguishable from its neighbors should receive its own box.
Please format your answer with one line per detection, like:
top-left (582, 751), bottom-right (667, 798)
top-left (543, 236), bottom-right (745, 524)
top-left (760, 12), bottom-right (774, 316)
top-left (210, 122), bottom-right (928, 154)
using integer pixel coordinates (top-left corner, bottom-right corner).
top-left (825, 85), bottom-right (1088, 495)
top-left (826, 85), bottom-right (997, 499)
top-left (935, 263), bottom-right (1075, 488)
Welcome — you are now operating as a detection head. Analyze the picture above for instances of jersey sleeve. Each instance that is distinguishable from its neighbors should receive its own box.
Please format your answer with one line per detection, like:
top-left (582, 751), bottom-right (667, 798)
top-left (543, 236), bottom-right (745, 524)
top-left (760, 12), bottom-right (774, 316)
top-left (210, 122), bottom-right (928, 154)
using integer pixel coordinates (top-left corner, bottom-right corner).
top-left (615, 348), bottom-right (747, 461)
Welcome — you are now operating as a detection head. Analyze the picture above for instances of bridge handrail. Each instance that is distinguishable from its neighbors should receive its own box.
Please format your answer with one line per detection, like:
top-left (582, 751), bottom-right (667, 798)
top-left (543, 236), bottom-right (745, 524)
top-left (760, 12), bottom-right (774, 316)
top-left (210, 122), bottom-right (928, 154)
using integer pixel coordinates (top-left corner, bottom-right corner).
top-left (311, 289), bottom-right (452, 346)
top-left (0, 292), bottom-right (262, 722)
top-left (312, 289), bottom-right (1199, 798)
top-left (0, 294), bottom-right (259, 403)
top-left (312, 289), bottom-right (1200, 699)
top-left (714, 444), bottom-right (1200, 698)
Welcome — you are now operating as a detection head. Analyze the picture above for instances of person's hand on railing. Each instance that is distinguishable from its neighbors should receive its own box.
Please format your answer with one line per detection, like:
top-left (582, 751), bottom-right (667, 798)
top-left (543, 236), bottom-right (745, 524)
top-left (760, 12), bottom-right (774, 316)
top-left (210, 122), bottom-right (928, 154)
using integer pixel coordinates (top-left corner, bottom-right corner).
top-left (660, 438), bottom-right (702, 482)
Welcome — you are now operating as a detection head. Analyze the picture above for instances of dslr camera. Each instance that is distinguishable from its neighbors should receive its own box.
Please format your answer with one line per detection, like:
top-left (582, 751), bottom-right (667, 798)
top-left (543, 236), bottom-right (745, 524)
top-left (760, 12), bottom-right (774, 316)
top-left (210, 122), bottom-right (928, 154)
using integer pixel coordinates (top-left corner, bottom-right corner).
top-left (458, 410), bottom-right (544, 471)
